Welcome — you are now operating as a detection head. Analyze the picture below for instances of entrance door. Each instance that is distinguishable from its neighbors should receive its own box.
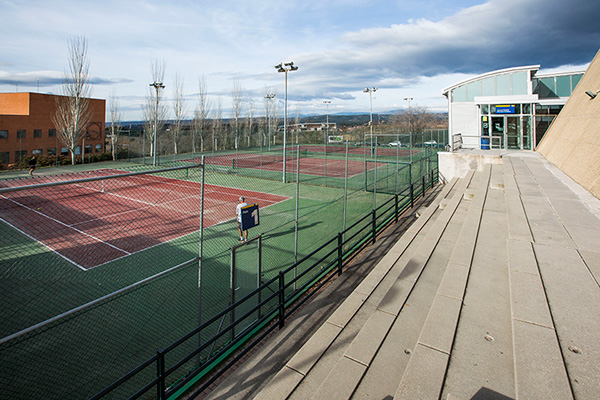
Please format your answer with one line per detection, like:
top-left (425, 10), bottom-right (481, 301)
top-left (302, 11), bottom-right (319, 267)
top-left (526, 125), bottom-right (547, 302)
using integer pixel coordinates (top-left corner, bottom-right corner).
top-left (491, 117), bottom-right (504, 149)
top-left (506, 117), bottom-right (521, 150)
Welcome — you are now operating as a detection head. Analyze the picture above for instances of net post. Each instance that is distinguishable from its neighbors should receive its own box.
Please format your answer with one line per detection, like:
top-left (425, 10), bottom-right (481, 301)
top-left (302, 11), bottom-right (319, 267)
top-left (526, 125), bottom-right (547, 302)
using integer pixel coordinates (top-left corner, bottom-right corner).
top-left (198, 156), bottom-right (205, 362)
top-left (343, 142), bottom-right (348, 242)
top-left (230, 246), bottom-right (236, 342)
top-left (294, 145), bottom-right (300, 289)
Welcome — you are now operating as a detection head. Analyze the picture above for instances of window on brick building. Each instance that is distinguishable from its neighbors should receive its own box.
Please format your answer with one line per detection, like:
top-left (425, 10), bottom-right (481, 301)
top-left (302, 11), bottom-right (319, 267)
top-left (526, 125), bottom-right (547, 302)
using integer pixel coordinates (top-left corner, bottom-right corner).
top-left (34, 129), bottom-right (42, 138)
top-left (17, 129), bottom-right (26, 139)
top-left (0, 130), bottom-right (8, 139)
top-left (32, 149), bottom-right (43, 155)
top-left (15, 150), bottom-right (27, 162)
top-left (95, 144), bottom-right (103, 152)
top-left (0, 152), bottom-right (9, 163)
top-left (48, 148), bottom-right (57, 156)
top-left (49, 129), bottom-right (56, 137)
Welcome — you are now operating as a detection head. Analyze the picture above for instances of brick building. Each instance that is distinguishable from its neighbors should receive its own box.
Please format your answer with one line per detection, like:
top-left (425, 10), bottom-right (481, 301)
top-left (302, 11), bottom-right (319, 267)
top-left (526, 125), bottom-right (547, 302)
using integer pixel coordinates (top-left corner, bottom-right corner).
top-left (0, 92), bottom-right (106, 166)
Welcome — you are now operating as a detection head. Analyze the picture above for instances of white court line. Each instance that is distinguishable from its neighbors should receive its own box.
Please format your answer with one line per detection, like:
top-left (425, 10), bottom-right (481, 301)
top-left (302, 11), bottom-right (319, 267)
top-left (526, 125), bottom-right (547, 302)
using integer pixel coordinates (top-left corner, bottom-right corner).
top-left (0, 195), bottom-right (131, 263)
top-left (2, 177), bottom-right (291, 271)
top-left (0, 213), bottom-right (87, 271)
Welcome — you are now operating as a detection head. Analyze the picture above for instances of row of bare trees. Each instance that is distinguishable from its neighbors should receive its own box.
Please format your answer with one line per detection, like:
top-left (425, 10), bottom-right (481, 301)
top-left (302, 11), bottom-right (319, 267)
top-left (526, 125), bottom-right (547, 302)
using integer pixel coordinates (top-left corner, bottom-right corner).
top-left (52, 36), bottom-right (442, 164)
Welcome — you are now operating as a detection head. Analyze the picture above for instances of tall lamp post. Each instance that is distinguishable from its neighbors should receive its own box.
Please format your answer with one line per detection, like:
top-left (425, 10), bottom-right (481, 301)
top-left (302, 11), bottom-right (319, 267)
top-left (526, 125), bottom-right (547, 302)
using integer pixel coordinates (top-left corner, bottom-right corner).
top-left (150, 81), bottom-right (165, 166)
top-left (403, 97), bottom-right (413, 133)
top-left (275, 62), bottom-right (298, 182)
top-left (323, 100), bottom-right (331, 180)
top-left (265, 93), bottom-right (275, 151)
top-left (364, 87), bottom-right (377, 155)
top-left (404, 97), bottom-right (413, 163)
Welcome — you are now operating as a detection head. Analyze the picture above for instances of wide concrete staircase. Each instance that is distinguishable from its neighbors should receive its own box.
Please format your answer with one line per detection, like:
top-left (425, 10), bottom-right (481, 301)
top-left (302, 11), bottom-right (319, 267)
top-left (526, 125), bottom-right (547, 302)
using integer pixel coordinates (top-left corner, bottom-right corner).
top-left (251, 153), bottom-right (600, 400)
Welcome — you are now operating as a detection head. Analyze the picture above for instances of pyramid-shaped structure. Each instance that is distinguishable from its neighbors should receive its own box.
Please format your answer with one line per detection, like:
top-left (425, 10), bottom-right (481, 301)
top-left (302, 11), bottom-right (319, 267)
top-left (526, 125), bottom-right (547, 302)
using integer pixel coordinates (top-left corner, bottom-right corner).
top-left (537, 48), bottom-right (600, 198)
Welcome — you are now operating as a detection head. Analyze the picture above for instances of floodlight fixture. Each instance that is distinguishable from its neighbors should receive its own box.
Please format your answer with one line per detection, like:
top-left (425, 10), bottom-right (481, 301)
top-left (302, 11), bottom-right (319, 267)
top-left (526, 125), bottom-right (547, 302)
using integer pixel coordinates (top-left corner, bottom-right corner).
top-left (585, 90), bottom-right (599, 99)
top-left (149, 81), bottom-right (166, 166)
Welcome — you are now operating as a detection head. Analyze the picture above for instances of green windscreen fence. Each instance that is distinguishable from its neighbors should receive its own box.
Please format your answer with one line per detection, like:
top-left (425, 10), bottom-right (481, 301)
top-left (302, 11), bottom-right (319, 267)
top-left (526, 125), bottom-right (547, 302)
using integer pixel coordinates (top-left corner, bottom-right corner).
top-left (1, 131), bottom-right (440, 399)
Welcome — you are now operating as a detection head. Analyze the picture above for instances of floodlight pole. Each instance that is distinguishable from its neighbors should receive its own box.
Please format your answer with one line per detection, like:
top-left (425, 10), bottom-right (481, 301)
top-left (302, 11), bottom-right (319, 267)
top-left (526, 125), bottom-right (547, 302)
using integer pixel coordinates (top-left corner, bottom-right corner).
top-left (323, 100), bottom-right (331, 181)
top-left (404, 97), bottom-right (413, 134)
top-left (275, 62), bottom-right (298, 182)
top-left (404, 97), bottom-right (413, 164)
top-left (364, 87), bottom-right (377, 155)
top-left (150, 81), bottom-right (165, 166)
top-left (265, 93), bottom-right (275, 151)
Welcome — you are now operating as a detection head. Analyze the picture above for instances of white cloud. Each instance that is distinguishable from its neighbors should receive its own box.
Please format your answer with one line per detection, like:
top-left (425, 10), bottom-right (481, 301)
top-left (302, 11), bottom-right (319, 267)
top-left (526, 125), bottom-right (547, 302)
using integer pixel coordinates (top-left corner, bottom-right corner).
top-left (1, 0), bottom-right (598, 120)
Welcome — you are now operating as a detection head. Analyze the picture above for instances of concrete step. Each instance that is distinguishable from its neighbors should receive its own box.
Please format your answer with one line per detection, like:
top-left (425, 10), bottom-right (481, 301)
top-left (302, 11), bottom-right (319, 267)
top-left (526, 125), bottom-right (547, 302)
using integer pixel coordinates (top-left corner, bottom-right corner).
top-left (533, 243), bottom-right (600, 399)
top-left (303, 173), bottom-right (475, 399)
top-left (507, 239), bottom-right (573, 400)
top-left (253, 177), bottom-right (462, 400)
top-left (394, 164), bottom-right (491, 399)
top-left (441, 163), bottom-right (516, 399)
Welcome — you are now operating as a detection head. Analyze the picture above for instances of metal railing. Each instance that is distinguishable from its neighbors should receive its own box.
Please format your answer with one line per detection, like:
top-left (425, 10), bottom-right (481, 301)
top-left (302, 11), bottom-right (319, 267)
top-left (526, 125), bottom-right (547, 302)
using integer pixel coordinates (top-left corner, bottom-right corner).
top-left (451, 133), bottom-right (502, 151)
top-left (91, 166), bottom-right (439, 400)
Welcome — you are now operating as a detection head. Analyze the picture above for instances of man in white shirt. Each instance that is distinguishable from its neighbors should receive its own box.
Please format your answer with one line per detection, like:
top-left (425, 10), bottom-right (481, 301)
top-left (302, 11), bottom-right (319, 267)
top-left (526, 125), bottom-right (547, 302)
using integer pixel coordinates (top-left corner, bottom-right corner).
top-left (236, 196), bottom-right (248, 242)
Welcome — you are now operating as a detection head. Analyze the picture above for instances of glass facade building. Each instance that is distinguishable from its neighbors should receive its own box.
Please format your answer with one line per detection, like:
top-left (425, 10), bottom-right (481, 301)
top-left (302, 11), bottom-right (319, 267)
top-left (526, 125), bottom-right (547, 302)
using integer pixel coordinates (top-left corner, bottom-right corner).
top-left (442, 66), bottom-right (584, 150)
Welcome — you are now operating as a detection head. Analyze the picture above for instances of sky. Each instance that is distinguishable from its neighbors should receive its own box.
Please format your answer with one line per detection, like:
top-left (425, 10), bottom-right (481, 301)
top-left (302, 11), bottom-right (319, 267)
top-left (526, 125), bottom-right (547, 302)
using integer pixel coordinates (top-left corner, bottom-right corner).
top-left (0, 0), bottom-right (599, 121)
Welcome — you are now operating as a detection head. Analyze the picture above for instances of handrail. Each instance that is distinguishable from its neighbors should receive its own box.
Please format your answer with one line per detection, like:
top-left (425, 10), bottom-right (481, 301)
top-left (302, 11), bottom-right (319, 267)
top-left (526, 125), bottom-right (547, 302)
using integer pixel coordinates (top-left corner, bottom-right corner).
top-left (90, 162), bottom-right (439, 400)
top-left (452, 134), bottom-right (502, 150)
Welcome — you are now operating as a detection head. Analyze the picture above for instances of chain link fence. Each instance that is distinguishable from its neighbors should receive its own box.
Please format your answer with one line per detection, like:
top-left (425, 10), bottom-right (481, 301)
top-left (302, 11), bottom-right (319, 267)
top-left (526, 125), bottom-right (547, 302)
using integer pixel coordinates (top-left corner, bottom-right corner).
top-left (1, 128), bottom-right (442, 399)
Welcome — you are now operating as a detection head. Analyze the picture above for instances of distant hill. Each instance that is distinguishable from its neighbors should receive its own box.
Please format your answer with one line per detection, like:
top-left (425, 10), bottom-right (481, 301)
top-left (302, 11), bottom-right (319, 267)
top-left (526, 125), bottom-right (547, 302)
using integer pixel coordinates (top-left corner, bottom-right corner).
top-left (116, 111), bottom-right (446, 128)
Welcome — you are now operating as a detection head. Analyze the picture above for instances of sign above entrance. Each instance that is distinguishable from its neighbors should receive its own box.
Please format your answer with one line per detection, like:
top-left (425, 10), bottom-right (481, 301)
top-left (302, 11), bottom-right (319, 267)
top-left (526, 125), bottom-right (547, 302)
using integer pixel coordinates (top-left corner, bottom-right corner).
top-left (493, 105), bottom-right (516, 114)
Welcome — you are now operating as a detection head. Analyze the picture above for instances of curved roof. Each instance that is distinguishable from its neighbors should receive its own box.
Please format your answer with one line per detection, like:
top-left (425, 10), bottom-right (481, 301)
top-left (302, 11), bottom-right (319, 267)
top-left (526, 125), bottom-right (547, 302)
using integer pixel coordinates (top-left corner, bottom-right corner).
top-left (441, 65), bottom-right (540, 96)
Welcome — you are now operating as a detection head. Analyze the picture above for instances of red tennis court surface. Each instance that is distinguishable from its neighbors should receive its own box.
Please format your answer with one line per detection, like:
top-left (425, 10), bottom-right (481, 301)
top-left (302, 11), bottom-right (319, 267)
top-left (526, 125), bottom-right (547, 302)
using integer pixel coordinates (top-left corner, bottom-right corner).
top-left (193, 154), bottom-right (383, 178)
top-left (0, 170), bottom-right (289, 270)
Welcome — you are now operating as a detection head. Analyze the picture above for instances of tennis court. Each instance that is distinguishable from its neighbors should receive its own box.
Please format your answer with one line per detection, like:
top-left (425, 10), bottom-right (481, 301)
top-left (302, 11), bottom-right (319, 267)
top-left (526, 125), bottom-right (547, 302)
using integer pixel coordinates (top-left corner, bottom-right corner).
top-left (191, 152), bottom-right (385, 178)
top-left (0, 168), bottom-right (288, 270)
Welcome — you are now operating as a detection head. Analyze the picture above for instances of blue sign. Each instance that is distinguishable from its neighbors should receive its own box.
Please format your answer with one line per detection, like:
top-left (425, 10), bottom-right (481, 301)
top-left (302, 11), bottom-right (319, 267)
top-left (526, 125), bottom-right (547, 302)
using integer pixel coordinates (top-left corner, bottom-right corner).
top-left (495, 105), bottom-right (515, 114)
top-left (240, 203), bottom-right (260, 230)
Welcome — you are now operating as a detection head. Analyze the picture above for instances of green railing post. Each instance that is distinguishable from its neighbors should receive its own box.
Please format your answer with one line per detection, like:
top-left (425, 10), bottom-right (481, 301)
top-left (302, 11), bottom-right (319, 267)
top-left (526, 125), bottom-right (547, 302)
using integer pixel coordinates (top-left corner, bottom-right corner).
top-left (422, 175), bottom-right (426, 199)
top-left (337, 233), bottom-right (343, 276)
top-left (278, 271), bottom-right (285, 329)
top-left (410, 183), bottom-right (414, 209)
top-left (157, 349), bottom-right (165, 400)
top-left (394, 194), bottom-right (399, 223)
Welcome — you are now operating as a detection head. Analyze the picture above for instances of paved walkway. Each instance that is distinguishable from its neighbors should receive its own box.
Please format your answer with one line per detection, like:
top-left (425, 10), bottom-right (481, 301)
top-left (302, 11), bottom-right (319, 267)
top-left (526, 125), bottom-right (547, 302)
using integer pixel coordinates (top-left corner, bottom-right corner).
top-left (201, 152), bottom-right (600, 400)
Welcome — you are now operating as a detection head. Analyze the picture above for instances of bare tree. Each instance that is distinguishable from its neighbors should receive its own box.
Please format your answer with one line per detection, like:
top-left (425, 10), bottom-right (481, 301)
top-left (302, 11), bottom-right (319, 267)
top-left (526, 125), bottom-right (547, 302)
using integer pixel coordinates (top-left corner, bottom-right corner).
top-left (143, 60), bottom-right (167, 160)
top-left (391, 105), bottom-right (434, 134)
top-left (244, 91), bottom-right (255, 147)
top-left (294, 105), bottom-right (301, 144)
top-left (271, 96), bottom-right (280, 146)
top-left (52, 36), bottom-right (93, 165)
top-left (172, 72), bottom-right (186, 155)
top-left (108, 90), bottom-right (122, 160)
top-left (193, 75), bottom-right (211, 153)
top-left (231, 78), bottom-right (243, 150)
top-left (212, 97), bottom-right (223, 151)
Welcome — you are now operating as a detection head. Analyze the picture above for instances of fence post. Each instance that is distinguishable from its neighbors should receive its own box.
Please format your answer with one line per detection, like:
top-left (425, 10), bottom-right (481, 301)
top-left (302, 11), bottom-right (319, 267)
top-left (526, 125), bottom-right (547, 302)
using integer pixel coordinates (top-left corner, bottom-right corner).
top-left (278, 271), bottom-right (285, 329)
top-left (422, 175), bottom-right (426, 199)
top-left (394, 194), bottom-right (399, 223)
top-left (157, 349), bottom-right (165, 400)
top-left (337, 233), bottom-right (343, 276)
top-left (410, 183), bottom-right (414, 209)
top-left (372, 210), bottom-right (377, 244)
